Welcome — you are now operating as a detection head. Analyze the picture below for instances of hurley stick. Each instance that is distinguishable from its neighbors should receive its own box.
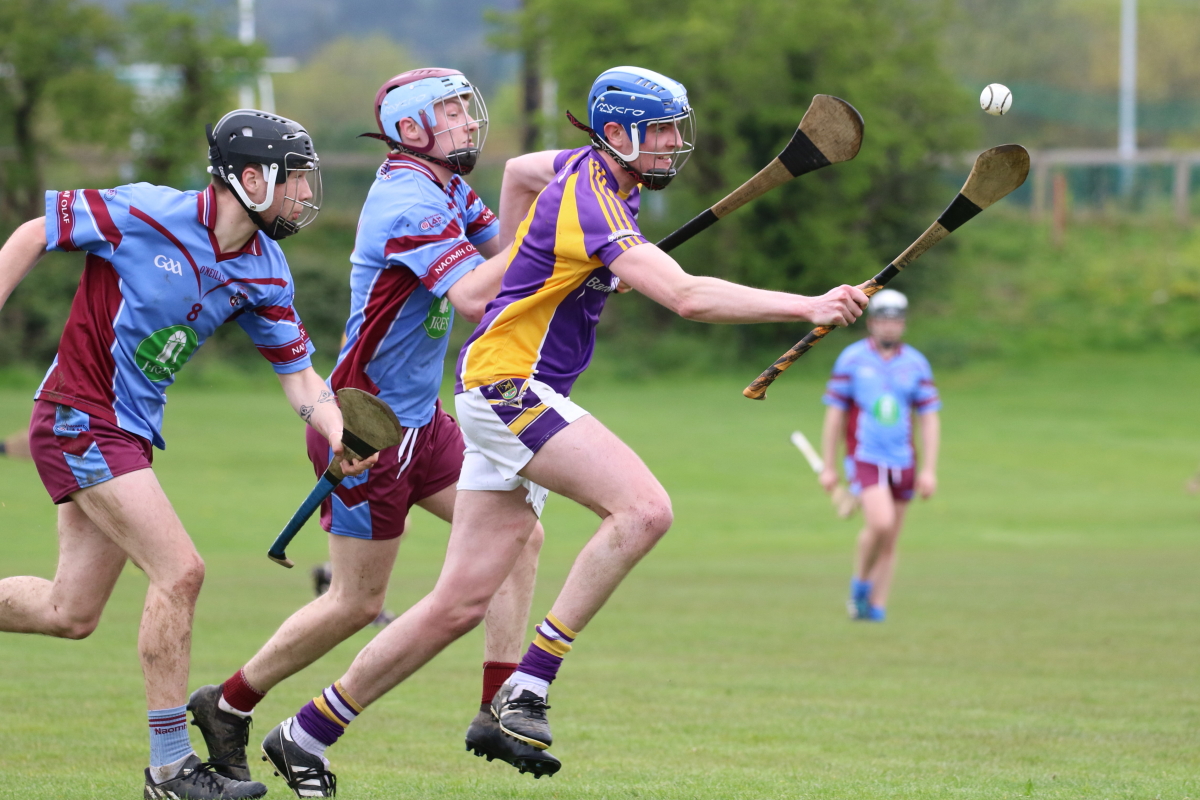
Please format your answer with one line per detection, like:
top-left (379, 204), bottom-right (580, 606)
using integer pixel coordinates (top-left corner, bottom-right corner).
top-left (267, 388), bottom-right (402, 568)
top-left (790, 431), bottom-right (859, 519)
top-left (744, 144), bottom-right (1030, 400)
top-left (656, 95), bottom-right (863, 252)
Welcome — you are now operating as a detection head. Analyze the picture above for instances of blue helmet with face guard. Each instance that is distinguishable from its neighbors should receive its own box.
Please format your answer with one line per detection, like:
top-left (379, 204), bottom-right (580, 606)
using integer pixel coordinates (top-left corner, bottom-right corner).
top-left (572, 66), bottom-right (696, 190)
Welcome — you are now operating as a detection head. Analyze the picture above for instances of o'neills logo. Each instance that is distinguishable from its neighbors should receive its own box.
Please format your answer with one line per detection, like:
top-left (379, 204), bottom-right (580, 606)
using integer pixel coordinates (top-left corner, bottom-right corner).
top-left (422, 242), bottom-right (477, 290)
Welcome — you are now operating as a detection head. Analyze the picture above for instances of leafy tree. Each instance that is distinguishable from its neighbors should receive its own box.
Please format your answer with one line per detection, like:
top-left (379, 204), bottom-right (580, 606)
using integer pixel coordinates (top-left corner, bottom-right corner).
top-left (125, 1), bottom-right (265, 187)
top-left (0, 0), bottom-right (128, 223)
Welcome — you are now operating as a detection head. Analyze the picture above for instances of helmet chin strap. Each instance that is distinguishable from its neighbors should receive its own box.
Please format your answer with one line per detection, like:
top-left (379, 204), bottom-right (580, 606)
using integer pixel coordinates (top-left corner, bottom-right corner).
top-left (226, 163), bottom-right (279, 212)
top-left (566, 110), bottom-right (674, 191)
top-left (358, 120), bottom-right (478, 176)
top-left (212, 162), bottom-right (299, 241)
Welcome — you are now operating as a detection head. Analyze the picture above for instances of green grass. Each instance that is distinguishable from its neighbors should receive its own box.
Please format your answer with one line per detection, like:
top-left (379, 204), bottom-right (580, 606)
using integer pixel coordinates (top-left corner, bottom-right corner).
top-left (1, 352), bottom-right (1198, 799)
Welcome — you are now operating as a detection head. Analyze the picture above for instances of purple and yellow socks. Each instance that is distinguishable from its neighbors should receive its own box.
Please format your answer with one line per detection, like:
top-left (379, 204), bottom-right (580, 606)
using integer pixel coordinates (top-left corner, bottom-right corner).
top-left (293, 680), bottom-right (363, 757)
top-left (508, 613), bottom-right (577, 696)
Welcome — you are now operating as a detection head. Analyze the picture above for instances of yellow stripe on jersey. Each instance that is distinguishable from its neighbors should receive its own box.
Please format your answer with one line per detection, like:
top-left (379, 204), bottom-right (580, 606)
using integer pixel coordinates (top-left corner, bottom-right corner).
top-left (589, 160), bottom-right (640, 252)
top-left (459, 172), bottom-right (593, 389)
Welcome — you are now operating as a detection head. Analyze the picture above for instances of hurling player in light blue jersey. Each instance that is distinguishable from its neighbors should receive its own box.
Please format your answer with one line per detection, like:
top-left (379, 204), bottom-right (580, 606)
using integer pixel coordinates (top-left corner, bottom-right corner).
top-left (183, 72), bottom-right (558, 795)
top-left (0, 110), bottom-right (375, 800)
top-left (819, 289), bottom-right (941, 622)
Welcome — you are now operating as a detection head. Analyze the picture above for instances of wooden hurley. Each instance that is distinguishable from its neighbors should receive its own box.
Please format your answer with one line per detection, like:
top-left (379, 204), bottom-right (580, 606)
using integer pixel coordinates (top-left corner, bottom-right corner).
top-left (267, 388), bottom-right (402, 568)
top-left (743, 144), bottom-right (1031, 400)
top-left (656, 95), bottom-right (863, 253)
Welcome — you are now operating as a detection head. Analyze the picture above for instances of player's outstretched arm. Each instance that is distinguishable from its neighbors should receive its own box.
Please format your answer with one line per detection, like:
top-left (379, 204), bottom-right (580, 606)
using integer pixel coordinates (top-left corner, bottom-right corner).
top-left (609, 243), bottom-right (867, 326)
top-left (499, 151), bottom-right (562, 247)
top-left (0, 218), bottom-right (48, 311)
top-left (276, 368), bottom-right (377, 477)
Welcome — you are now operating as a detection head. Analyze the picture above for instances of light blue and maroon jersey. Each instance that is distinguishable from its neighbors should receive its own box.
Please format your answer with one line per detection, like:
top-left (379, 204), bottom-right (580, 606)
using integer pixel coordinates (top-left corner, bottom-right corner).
top-left (456, 146), bottom-right (644, 396)
top-left (823, 338), bottom-right (940, 468)
top-left (40, 183), bottom-right (313, 449)
top-left (329, 153), bottom-right (498, 428)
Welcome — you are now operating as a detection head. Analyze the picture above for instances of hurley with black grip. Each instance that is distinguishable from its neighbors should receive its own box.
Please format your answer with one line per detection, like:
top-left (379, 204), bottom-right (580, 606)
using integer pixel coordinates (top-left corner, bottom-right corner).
top-left (743, 144), bottom-right (1031, 400)
top-left (656, 95), bottom-right (863, 253)
top-left (267, 388), bottom-right (402, 567)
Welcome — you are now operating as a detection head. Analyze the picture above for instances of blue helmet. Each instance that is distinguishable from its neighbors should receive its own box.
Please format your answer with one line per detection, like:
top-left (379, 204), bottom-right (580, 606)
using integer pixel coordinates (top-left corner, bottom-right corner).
top-left (368, 68), bottom-right (488, 175)
top-left (576, 66), bottom-right (696, 190)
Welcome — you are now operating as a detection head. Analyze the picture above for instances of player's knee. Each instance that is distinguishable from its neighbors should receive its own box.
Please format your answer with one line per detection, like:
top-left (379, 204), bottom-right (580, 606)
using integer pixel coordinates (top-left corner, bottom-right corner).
top-left (55, 611), bottom-right (102, 640)
top-left (431, 591), bottom-right (489, 637)
top-left (164, 553), bottom-right (206, 602)
top-left (344, 594), bottom-right (386, 629)
top-left (525, 522), bottom-right (546, 554)
top-left (638, 494), bottom-right (674, 540)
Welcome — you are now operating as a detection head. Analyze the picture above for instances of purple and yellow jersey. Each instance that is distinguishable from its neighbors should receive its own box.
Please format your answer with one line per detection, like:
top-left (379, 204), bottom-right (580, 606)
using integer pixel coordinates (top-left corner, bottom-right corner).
top-left (40, 183), bottom-right (313, 449)
top-left (822, 339), bottom-right (940, 468)
top-left (455, 146), bottom-right (644, 396)
top-left (329, 153), bottom-right (498, 428)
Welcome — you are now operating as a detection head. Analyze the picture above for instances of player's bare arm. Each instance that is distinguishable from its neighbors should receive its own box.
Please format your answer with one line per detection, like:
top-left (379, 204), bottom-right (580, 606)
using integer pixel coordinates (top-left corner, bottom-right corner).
top-left (0, 217), bottom-right (47, 309)
top-left (277, 369), bottom-right (376, 477)
top-left (446, 244), bottom-right (508, 323)
top-left (820, 405), bottom-right (845, 493)
top-left (916, 410), bottom-right (940, 498)
top-left (498, 151), bottom-right (562, 245)
top-left (608, 242), bottom-right (867, 325)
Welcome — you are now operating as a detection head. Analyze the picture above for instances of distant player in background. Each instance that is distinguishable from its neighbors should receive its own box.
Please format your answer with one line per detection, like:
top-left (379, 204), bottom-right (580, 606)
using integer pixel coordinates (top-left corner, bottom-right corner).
top-left (189, 71), bottom-right (559, 798)
top-left (820, 289), bottom-right (940, 622)
top-left (0, 110), bottom-right (374, 800)
top-left (0, 428), bottom-right (31, 459)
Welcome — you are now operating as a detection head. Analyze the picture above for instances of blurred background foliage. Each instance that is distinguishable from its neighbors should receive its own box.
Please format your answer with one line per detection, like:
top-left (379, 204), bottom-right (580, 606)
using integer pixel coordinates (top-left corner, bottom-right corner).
top-left (3, 0), bottom-right (1200, 378)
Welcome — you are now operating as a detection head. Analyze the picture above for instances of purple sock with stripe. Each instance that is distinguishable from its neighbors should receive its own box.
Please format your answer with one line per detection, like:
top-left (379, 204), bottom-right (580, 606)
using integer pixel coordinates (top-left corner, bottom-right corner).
top-left (293, 680), bottom-right (362, 754)
top-left (513, 613), bottom-right (577, 686)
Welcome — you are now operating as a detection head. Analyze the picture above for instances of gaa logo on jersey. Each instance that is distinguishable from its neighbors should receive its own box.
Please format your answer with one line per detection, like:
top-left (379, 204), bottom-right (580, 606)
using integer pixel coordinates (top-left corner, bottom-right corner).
top-left (423, 296), bottom-right (452, 339)
top-left (135, 325), bottom-right (199, 382)
top-left (154, 254), bottom-right (184, 276)
top-left (418, 213), bottom-right (444, 232)
top-left (872, 392), bottom-right (902, 426)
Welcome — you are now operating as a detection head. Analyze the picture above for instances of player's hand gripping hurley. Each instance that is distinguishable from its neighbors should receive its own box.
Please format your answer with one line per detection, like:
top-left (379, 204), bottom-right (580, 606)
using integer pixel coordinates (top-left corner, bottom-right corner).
top-left (743, 144), bottom-right (1031, 400)
top-left (267, 388), bottom-right (402, 567)
top-left (656, 95), bottom-right (863, 252)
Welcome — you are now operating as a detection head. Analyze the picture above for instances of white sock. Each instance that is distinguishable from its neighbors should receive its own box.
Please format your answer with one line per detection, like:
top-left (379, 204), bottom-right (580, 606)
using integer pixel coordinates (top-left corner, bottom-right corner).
top-left (288, 717), bottom-right (331, 761)
top-left (218, 694), bottom-right (253, 718)
top-left (506, 671), bottom-right (550, 699)
top-left (149, 753), bottom-right (193, 784)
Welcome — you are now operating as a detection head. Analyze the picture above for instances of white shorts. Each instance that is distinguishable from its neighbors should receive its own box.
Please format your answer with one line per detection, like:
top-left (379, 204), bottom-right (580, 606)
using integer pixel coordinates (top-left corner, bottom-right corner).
top-left (455, 377), bottom-right (589, 517)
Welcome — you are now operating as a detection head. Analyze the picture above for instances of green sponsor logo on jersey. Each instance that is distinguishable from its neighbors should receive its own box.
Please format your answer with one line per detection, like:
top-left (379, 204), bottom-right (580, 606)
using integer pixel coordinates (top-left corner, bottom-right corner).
top-left (423, 296), bottom-right (452, 339)
top-left (135, 325), bottom-right (199, 382)
top-left (872, 392), bottom-right (901, 426)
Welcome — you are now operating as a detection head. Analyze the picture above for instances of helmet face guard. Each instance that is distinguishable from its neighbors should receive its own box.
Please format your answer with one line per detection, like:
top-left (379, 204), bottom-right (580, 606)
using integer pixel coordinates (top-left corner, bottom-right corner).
top-left (368, 69), bottom-right (488, 176)
top-left (207, 109), bottom-right (323, 240)
top-left (579, 66), bottom-right (696, 190)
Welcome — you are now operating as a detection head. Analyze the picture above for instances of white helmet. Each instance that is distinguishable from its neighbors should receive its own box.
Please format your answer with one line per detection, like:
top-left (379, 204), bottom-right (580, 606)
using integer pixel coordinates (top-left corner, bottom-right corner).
top-left (869, 289), bottom-right (907, 318)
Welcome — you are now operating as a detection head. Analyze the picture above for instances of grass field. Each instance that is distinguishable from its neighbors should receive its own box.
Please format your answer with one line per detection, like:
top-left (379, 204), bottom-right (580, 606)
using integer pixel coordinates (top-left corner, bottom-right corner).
top-left (1, 351), bottom-right (1198, 799)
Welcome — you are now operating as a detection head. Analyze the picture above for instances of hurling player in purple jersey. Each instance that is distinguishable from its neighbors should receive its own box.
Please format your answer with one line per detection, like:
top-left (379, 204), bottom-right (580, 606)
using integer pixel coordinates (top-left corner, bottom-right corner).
top-left (0, 110), bottom-right (375, 800)
top-left (178, 71), bottom-right (558, 794)
top-left (255, 66), bottom-right (869, 785)
top-left (819, 290), bottom-right (941, 622)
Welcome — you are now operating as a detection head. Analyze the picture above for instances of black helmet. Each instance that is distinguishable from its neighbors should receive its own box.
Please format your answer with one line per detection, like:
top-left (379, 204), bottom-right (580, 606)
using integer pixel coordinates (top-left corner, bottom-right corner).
top-left (206, 109), bottom-right (322, 240)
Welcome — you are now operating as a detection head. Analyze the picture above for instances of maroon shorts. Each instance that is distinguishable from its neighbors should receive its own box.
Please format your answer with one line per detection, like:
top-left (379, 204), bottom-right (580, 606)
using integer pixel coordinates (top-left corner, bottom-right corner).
top-left (305, 401), bottom-right (465, 541)
top-left (853, 460), bottom-right (915, 502)
top-left (29, 400), bottom-right (154, 504)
